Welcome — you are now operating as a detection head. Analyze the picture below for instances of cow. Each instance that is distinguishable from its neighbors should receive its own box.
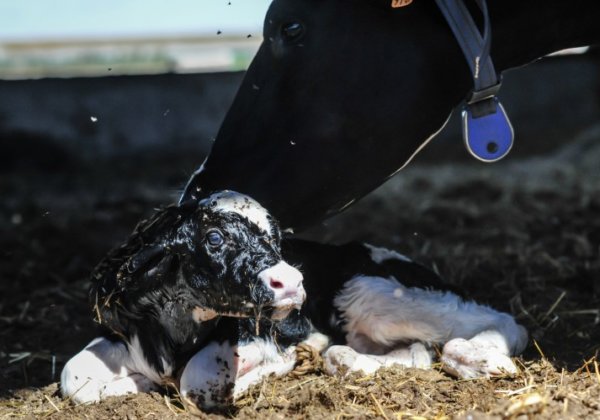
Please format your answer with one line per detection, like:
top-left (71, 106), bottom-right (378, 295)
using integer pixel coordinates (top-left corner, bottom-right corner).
top-left (61, 191), bottom-right (527, 411)
top-left (60, 191), bottom-right (306, 404)
top-left (180, 0), bottom-right (600, 231)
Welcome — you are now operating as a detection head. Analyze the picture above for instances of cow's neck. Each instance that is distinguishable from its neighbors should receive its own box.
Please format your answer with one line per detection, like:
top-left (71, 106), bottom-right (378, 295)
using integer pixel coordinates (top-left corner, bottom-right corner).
top-left (490, 0), bottom-right (600, 71)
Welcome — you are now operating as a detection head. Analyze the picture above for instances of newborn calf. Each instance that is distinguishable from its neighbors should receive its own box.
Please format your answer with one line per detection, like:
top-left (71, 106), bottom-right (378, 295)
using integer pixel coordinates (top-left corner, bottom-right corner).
top-left (61, 191), bottom-right (527, 411)
top-left (180, 239), bottom-right (528, 409)
top-left (61, 191), bottom-right (305, 403)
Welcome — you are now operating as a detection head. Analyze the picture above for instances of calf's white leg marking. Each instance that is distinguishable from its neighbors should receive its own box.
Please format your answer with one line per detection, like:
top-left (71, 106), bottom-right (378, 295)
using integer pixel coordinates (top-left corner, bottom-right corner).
top-left (323, 342), bottom-right (432, 376)
top-left (60, 337), bottom-right (158, 404)
top-left (231, 339), bottom-right (296, 399)
top-left (127, 334), bottom-right (172, 384)
top-left (180, 338), bottom-right (296, 410)
top-left (180, 341), bottom-right (238, 410)
top-left (330, 275), bottom-right (527, 379)
top-left (441, 328), bottom-right (527, 378)
top-left (302, 331), bottom-right (331, 353)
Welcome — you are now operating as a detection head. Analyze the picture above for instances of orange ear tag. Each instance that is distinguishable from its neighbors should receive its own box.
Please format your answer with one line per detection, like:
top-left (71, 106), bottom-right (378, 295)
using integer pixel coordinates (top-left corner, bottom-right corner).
top-left (391, 0), bottom-right (413, 8)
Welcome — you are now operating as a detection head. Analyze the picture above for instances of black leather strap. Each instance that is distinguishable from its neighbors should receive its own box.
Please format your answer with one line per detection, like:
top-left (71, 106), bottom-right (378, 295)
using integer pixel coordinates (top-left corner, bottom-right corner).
top-left (435, 0), bottom-right (500, 102)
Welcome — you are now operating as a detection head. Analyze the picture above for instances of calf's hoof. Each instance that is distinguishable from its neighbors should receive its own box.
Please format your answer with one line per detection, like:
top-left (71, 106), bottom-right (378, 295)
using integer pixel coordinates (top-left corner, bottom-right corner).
top-left (441, 338), bottom-right (518, 379)
top-left (323, 345), bottom-right (381, 376)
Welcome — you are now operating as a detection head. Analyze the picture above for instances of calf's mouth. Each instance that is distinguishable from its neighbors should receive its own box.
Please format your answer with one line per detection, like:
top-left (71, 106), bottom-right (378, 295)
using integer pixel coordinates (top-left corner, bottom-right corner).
top-left (190, 260), bottom-right (305, 323)
top-left (191, 301), bottom-right (258, 323)
top-left (191, 296), bottom-right (305, 324)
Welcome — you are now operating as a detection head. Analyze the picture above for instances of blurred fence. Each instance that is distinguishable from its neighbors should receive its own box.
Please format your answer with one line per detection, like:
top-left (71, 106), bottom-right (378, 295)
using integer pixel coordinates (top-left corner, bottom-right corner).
top-left (0, 36), bottom-right (260, 79)
top-left (0, 51), bottom-right (599, 173)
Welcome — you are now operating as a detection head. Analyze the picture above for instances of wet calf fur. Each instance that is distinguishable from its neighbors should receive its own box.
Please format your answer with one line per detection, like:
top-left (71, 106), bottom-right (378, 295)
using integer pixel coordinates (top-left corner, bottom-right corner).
top-left (61, 191), bottom-right (305, 403)
top-left (61, 192), bottom-right (527, 410)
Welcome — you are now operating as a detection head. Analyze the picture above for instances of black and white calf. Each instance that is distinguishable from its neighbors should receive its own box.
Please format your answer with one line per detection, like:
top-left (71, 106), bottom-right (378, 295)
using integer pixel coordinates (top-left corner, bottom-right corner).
top-left (180, 239), bottom-right (528, 409)
top-left (285, 240), bottom-right (528, 379)
top-left (61, 191), bottom-right (305, 403)
top-left (62, 191), bottom-right (527, 410)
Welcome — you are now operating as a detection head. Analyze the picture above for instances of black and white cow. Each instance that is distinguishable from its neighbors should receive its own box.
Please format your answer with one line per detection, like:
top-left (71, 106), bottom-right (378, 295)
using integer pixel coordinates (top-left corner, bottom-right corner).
top-left (62, 191), bottom-right (527, 410)
top-left (61, 191), bottom-right (305, 403)
top-left (181, 0), bottom-right (600, 230)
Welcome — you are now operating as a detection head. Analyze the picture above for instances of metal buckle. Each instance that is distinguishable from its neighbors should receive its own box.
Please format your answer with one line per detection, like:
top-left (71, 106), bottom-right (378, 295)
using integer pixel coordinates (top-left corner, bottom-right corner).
top-left (467, 80), bottom-right (502, 106)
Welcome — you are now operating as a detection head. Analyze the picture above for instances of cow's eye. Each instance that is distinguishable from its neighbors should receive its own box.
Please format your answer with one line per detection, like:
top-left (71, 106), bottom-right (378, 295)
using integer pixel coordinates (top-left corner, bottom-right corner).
top-left (206, 230), bottom-right (224, 247)
top-left (281, 22), bottom-right (304, 42)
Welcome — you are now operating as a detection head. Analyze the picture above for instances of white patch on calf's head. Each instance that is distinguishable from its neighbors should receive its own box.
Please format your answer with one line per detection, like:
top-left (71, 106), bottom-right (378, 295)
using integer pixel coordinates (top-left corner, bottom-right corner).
top-left (200, 191), bottom-right (273, 234)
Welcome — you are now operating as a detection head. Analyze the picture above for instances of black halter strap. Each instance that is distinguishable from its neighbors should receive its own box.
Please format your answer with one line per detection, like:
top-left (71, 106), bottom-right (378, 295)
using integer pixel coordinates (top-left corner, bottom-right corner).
top-left (435, 0), bottom-right (499, 104)
top-left (435, 0), bottom-right (514, 162)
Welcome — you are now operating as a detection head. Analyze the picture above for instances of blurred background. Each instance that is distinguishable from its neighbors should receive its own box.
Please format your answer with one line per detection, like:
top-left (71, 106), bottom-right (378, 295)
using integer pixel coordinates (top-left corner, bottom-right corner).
top-left (0, 0), bottom-right (270, 169)
top-left (0, 0), bottom-right (270, 77)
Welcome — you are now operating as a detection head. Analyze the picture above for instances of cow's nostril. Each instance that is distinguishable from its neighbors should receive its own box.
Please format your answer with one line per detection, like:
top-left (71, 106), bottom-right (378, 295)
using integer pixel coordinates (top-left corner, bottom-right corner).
top-left (269, 278), bottom-right (285, 289)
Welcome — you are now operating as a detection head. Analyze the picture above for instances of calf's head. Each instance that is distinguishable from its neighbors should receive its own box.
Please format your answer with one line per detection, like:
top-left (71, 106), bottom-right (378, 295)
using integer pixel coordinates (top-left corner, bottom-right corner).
top-left (181, 191), bottom-right (305, 320)
top-left (91, 191), bottom-right (305, 335)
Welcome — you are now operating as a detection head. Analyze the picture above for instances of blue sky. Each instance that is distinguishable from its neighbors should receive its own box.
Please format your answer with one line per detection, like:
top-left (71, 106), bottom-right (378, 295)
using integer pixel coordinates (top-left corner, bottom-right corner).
top-left (0, 0), bottom-right (272, 41)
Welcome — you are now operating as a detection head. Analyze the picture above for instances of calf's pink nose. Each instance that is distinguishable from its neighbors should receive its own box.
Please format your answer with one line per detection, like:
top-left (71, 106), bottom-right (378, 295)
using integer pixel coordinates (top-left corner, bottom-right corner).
top-left (258, 261), bottom-right (305, 304)
top-left (270, 278), bottom-right (285, 289)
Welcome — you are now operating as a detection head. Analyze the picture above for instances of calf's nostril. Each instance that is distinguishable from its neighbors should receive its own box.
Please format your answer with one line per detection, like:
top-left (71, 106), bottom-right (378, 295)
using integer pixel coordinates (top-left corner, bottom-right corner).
top-left (269, 278), bottom-right (285, 289)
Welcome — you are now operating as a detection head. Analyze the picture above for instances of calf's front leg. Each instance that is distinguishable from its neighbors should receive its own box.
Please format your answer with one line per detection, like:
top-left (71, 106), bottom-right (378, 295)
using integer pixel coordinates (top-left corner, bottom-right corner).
top-left (441, 329), bottom-right (525, 378)
top-left (323, 342), bottom-right (432, 376)
top-left (61, 337), bottom-right (158, 404)
top-left (180, 337), bottom-right (297, 412)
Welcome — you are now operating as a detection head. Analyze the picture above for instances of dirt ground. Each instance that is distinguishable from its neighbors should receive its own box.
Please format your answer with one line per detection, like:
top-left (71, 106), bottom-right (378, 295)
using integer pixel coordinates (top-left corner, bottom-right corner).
top-left (1, 124), bottom-right (599, 419)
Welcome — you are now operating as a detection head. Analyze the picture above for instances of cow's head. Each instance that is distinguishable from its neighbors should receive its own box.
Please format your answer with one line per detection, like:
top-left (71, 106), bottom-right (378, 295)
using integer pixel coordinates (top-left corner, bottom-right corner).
top-left (182, 0), bottom-right (472, 230)
top-left (91, 191), bottom-right (305, 334)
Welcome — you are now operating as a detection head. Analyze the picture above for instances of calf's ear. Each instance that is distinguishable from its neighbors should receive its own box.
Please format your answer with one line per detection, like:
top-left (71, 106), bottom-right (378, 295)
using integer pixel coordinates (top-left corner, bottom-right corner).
top-left (125, 245), bottom-right (165, 274)
top-left (120, 246), bottom-right (180, 290)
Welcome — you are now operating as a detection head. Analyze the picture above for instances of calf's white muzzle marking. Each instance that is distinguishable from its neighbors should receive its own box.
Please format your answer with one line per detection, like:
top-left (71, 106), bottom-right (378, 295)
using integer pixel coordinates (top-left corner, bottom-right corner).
top-left (258, 261), bottom-right (305, 319)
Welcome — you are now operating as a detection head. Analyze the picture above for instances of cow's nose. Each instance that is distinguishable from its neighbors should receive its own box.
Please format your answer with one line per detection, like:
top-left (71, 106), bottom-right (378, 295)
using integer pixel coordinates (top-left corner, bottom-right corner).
top-left (258, 261), bottom-right (305, 305)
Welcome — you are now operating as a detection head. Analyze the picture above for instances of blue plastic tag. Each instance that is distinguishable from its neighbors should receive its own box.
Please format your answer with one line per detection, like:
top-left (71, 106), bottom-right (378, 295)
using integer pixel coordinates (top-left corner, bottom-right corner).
top-left (462, 98), bottom-right (514, 162)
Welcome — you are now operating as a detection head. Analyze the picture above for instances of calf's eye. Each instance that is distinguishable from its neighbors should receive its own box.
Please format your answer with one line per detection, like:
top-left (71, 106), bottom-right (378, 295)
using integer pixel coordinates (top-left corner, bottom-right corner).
top-left (206, 230), bottom-right (224, 247)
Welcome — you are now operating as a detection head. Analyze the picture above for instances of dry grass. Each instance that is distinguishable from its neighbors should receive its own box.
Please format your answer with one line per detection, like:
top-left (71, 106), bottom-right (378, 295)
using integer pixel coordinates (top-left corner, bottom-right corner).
top-left (1, 356), bottom-right (599, 419)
